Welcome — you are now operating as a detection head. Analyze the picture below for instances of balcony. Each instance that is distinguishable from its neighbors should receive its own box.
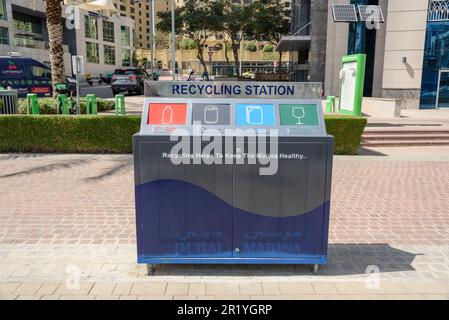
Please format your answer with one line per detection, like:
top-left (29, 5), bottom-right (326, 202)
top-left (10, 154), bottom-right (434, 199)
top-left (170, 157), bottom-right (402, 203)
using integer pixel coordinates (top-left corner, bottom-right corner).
top-left (13, 31), bottom-right (69, 52)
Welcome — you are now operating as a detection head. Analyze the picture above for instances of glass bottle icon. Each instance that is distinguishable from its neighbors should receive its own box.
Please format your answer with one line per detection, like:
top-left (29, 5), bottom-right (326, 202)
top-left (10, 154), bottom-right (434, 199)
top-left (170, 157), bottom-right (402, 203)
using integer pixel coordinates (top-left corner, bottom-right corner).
top-left (161, 105), bottom-right (173, 124)
top-left (204, 105), bottom-right (219, 124)
top-left (246, 105), bottom-right (263, 125)
top-left (292, 106), bottom-right (305, 125)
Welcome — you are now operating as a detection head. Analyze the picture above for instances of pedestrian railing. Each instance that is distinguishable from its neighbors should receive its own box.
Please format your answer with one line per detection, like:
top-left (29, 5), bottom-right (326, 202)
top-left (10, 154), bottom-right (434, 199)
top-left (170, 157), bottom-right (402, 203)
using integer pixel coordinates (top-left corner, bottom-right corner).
top-left (0, 90), bottom-right (19, 114)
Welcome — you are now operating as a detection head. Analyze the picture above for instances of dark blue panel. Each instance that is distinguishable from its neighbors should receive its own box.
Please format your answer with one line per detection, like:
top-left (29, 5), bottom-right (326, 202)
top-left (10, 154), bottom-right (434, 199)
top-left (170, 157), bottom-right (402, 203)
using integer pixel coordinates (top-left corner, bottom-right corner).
top-left (135, 179), bottom-right (329, 262)
top-left (136, 180), bottom-right (233, 258)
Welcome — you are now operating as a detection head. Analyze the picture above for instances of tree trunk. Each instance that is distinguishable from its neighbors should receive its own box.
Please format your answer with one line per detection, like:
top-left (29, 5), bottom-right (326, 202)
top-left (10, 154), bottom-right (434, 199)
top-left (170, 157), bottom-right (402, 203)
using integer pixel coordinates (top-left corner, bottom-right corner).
top-left (278, 51), bottom-right (283, 81)
top-left (232, 46), bottom-right (240, 76)
top-left (197, 45), bottom-right (208, 78)
top-left (224, 44), bottom-right (231, 75)
top-left (45, 0), bottom-right (65, 97)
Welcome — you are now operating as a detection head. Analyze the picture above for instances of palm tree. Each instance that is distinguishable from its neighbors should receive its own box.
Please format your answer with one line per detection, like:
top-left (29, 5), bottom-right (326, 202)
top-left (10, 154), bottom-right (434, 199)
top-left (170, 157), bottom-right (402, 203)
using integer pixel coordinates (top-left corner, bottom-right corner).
top-left (45, 0), bottom-right (65, 96)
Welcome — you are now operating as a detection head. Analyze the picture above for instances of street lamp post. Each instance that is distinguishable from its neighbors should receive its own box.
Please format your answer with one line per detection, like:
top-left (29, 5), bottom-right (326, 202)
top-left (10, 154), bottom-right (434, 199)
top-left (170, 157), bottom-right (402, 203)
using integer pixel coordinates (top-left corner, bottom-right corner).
top-left (150, 0), bottom-right (155, 76)
top-left (171, 0), bottom-right (176, 80)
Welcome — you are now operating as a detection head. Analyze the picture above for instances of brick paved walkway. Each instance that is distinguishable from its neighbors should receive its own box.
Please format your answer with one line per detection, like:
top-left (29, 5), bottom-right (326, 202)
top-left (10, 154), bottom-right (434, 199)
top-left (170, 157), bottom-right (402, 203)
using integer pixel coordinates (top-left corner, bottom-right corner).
top-left (1, 152), bottom-right (449, 300)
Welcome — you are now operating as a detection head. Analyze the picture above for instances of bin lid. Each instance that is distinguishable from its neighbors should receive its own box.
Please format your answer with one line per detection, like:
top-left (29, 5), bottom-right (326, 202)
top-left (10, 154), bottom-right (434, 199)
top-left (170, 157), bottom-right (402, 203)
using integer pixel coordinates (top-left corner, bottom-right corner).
top-left (138, 97), bottom-right (327, 137)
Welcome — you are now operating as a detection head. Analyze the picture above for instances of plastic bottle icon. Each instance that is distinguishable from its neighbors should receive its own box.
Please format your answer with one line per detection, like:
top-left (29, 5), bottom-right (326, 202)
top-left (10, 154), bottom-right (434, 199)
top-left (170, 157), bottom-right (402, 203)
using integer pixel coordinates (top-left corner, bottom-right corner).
top-left (204, 105), bottom-right (219, 124)
top-left (246, 105), bottom-right (264, 125)
top-left (161, 105), bottom-right (173, 124)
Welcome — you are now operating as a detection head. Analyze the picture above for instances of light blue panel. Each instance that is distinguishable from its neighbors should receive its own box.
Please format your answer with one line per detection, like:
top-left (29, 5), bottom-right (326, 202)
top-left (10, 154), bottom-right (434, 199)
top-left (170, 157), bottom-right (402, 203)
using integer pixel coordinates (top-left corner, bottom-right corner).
top-left (235, 103), bottom-right (276, 126)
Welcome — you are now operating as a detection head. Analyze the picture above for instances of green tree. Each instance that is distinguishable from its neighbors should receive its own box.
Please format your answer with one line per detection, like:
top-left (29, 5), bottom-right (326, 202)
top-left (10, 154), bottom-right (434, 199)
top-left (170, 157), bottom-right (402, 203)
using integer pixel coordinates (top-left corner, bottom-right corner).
top-left (216, 0), bottom-right (254, 75)
top-left (250, 0), bottom-right (291, 78)
top-left (154, 32), bottom-right (169, 50)
top-left (179, 38), bottom-right (197, 50)
top-left (156, 0), bottom-right (222, 76)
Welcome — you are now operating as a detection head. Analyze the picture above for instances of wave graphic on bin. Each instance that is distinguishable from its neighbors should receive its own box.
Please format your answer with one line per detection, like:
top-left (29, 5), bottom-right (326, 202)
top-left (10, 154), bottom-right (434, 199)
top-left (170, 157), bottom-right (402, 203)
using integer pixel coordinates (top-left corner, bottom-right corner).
top-left (135, 179), bottom-right (330, 262)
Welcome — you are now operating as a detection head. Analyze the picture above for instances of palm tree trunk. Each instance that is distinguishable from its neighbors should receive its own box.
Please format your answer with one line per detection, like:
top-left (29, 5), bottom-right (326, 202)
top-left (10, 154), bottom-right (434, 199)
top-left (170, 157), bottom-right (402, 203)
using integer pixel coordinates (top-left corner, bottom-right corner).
top-left (45, 0), bottom-right (65, 97)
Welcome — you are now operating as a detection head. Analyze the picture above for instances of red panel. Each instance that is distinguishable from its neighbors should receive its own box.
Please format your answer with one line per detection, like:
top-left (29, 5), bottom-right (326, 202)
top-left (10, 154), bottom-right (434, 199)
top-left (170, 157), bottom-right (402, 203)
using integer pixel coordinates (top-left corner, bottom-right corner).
top-left (148, 103), bottom-right (187, 125)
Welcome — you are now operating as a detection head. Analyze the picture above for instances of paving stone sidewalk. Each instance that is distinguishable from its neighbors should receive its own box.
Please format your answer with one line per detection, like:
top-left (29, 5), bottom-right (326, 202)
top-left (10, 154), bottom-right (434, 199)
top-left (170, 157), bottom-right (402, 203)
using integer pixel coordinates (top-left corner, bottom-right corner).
top-left (1, 152), bottom-right (449, 300)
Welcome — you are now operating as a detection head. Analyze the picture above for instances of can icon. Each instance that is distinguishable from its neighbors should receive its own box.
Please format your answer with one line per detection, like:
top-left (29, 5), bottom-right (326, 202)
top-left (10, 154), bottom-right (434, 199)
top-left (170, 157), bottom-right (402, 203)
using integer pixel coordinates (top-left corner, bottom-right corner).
top-left (161, 105), bottom-right (173, 124)
top-left (246, 105), bottom-right (264, 125)
top-left (204, 105), bottom-right (219, 124)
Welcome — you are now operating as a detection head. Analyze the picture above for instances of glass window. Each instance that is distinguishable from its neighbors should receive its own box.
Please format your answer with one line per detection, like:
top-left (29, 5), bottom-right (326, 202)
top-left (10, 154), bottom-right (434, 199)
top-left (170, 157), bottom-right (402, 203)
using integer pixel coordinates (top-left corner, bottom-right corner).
top-left (86, 42), bottom-right (99, 63)
top-left (420, 21), bottom-right (449, 109)
top-left (0, 27), bottom-right (8, 45)
top-left (13, 11), bottom-right (42, 34)
top-left (113, 69), bottom-right (138, 75)
top-left (0, 0), bottom-right (6, 20)
top-left (103, 20), bottom-right (114, 42)
top-left (121, 48), bottom-right (130, 66)
top-left (31, 65), bottom-right (51, 78)
top-left (121, 26), bottom-right (130, 47)
top-left (85, 15), bottom-right (98, 39)
top-left (104, 45), bottom-right (116, 65)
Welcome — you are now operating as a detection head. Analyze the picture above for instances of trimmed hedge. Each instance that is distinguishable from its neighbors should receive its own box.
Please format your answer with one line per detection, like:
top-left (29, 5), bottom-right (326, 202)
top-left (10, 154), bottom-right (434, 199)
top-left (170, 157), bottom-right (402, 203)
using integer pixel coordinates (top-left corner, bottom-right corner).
top-left (0, 115), bottom-right (366, 154)
top-left (325, 115), bottom-right (367, 155)
top-left (0, 115), bottom-right (141, 153)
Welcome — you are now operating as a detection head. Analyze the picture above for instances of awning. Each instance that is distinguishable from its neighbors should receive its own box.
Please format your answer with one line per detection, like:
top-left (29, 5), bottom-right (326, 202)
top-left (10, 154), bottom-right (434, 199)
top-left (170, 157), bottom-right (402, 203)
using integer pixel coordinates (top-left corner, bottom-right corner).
top-left (78, 0), bottom-right (118, 13)
top-left (276, 35), bottom-right (311, 52)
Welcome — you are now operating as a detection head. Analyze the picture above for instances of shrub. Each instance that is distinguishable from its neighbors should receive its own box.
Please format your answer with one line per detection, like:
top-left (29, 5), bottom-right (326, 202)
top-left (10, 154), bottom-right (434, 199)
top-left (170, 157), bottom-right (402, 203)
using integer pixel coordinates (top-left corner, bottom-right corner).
top-left (0, 115), bottom-right (141, 153)
top-left (18, 97), bottom-right (115, 115)
top-left (179, 38), bottom-right (197, 50)
top-left (324, 115), bottom-right (367, 155)
top-left (263, 45), bottom-right (274, 52)
top-left (245, 42), bottom-right (257, 52)
top-left (0, 115), bottom-right (366, 155)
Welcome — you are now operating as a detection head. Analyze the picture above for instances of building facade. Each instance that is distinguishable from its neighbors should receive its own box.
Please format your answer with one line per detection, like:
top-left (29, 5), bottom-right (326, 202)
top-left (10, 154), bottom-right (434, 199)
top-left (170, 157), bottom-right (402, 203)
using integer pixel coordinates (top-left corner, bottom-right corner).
top-left (325, 0), bottom-right (449, 109)
top-left (0, 0), bottom-right (134, 76)
top-left (280, 0), bottom-right (329, 85)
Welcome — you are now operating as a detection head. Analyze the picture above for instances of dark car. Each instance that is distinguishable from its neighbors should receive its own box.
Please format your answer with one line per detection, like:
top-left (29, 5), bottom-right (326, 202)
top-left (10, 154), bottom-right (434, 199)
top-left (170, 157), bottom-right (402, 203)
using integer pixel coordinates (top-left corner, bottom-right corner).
top-left (111, 67), bottom-right (149, 95)
top-left (0, 56), bottom-right (53, 97)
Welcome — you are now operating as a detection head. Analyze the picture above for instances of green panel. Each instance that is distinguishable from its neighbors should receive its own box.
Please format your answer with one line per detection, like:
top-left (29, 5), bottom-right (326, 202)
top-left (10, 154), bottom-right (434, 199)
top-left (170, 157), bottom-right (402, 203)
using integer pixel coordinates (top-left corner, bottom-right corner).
top-left (338, 54), bottom-right (366, 117)
top-left (279, 104), bottom-right (319, 126)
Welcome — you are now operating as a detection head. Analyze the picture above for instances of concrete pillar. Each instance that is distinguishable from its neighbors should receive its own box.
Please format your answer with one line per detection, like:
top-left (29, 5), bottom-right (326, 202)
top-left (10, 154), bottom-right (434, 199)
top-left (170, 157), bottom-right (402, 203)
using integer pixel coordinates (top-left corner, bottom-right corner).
top-left (309, 0), bottom-right (328, 85)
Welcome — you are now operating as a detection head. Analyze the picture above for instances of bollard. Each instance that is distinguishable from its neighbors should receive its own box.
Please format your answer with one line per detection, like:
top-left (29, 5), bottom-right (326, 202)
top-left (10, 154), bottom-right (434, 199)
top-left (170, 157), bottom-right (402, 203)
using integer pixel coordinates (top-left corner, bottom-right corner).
top-left (86, 94), bottom-right (97, 115)
top-left (56, 94), bottom-right (69, 115)
top-left (326, 96), bottom-right (336, 113)
top-left (115, 94), bottom-right (126, 115)
top-left (26, 93), bottom-right (39, 115)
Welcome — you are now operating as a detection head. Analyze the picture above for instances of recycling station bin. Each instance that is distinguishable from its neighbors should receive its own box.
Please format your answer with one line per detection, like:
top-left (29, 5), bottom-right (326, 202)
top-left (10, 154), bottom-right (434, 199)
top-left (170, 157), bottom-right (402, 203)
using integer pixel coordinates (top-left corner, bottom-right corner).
top-left (134, 97), bottom-right (333, 274)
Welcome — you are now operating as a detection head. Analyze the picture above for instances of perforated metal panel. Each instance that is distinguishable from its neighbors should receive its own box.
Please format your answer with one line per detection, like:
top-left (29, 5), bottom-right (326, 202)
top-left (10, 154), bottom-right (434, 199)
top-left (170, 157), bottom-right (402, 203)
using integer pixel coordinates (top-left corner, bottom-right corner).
top-left (247, 159), bottom-right (309, 217)
top-left (134, 134), bottom-right (334, 263)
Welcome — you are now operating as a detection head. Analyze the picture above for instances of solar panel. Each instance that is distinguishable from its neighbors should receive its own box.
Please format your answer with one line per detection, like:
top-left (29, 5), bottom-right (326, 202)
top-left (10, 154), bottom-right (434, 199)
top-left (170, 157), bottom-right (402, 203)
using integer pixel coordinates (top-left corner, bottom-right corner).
top-left (332, 4), bottom-right (358, 22)
top-left (358, 5), bottom-right (385, 23)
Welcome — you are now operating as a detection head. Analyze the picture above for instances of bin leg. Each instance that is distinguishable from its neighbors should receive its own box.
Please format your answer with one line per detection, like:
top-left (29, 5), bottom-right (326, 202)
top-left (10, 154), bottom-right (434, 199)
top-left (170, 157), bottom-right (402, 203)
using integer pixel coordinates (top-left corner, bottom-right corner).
top-left (312, 264), bottom-right (320, 275)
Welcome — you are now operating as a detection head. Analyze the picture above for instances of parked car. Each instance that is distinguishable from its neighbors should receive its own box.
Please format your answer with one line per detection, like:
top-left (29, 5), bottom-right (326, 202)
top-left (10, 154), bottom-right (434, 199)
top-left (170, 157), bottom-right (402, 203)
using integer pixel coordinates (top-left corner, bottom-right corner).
top-left (100, 72), bottom-right (113, 84)
top-left (111, 67), bottom-right (149, 95)
top-left (0, 56), bottom-right (53, 97)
